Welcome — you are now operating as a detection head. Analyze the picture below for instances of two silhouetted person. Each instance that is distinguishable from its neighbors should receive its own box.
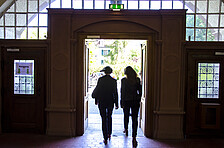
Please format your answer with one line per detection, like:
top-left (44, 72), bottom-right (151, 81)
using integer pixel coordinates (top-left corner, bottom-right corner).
top-left (92, 66), bottom-right (142, 147)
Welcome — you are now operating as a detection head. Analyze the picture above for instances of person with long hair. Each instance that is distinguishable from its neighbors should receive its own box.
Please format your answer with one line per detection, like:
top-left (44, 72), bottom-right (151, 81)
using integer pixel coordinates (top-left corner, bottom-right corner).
top-left (120, 66), bottom-right (142, 147)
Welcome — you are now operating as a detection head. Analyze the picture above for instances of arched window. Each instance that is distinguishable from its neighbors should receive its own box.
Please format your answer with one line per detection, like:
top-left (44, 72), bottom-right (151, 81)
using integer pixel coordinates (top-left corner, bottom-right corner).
top-left (0, 0), bottom-right (224, 41)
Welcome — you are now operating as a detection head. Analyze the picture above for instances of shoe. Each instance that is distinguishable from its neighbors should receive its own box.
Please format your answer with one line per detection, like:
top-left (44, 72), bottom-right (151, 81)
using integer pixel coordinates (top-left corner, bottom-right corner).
top-left (125, 130), bottom-right (128, 136)
top-left (123, 129), bottom-right (126, 133)
top-left (103, 139), bottom-right (107, 145)
top-left (132, 138), bottom-right (138, 147)
top-left (123, 129), bottom-right (128, 136)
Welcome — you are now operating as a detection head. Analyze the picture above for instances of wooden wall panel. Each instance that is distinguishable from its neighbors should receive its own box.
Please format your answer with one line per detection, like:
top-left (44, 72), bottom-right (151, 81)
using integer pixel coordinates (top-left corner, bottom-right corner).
top-left (47, 9), bottom-right (186, 139)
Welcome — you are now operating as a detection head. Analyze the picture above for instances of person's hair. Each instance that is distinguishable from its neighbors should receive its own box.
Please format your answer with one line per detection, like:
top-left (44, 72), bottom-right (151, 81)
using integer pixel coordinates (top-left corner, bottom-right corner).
top-left (124, 66), bottom-right (137, 84)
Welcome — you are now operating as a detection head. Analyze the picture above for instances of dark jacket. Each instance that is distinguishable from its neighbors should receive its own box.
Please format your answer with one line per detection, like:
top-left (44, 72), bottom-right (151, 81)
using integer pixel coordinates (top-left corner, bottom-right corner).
top-left (120, 77), bottom-right (142, 107)
top-left (92, 75), bottom-right (118, 108)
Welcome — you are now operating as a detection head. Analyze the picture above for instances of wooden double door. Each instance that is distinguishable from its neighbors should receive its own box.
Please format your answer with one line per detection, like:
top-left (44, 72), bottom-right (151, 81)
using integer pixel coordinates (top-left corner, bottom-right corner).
top-left (186, 49), bottom-right (224, 137)
top-left (2, 47), bottom-right (46, 133)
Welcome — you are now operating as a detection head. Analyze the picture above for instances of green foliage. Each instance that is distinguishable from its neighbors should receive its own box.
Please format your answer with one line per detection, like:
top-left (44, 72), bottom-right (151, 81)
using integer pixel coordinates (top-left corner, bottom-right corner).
top-left (103, 40), bottom-right (142, 78)
top-left (88, 39), bottom-right (143, 79)
top-left (186, 14), bottom-right (216, 41)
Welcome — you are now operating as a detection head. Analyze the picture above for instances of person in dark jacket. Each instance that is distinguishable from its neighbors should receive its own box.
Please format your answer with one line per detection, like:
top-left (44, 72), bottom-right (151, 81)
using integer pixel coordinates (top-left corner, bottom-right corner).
top-left (120, 66), bottom-right (142, 147)
top-left (92, 66), bottom-right (118, 145)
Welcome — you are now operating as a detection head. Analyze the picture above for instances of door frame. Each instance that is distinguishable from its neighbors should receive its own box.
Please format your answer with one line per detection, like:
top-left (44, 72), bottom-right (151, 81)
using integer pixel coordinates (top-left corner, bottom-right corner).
top-left (75, 32), bottom-right (156, 138)
top-left (185, 42), bottom-right (224, 137)
top-left (0, 40), bottom-right (48, 134)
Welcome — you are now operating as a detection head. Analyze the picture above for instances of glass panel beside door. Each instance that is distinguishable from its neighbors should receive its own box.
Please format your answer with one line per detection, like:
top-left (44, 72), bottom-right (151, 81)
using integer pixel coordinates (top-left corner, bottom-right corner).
top-left (14, 60), bottom-right (34, 94)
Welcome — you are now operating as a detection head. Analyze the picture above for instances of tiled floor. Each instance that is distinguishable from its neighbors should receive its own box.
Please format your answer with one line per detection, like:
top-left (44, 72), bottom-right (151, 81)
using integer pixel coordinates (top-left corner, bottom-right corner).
top-left (1, 100), bottom-right (224, 148)
top-left (0, 114), bottom-right (224, 148)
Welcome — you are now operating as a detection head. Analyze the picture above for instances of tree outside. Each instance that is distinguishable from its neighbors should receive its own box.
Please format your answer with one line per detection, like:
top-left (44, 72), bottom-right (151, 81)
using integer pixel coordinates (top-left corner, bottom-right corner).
top-left (86, 39), bottom-right (146, 86)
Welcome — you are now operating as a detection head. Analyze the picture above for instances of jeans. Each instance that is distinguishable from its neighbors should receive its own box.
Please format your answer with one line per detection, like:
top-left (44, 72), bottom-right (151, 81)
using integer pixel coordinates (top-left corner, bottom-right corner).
top-left (123, 100), bottom-right (140, 137)
top-left (99, 106), bottom-right (113, 140)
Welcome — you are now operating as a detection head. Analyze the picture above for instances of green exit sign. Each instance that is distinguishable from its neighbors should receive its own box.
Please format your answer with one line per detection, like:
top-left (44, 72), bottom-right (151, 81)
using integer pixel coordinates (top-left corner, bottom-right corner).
top-left (109, 4), bottom-right (124, 10)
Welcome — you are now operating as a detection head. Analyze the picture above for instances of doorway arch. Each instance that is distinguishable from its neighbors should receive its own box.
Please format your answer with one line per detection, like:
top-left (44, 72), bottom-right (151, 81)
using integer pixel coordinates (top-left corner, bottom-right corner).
top-left (75, 32), bottom-right (155, 138)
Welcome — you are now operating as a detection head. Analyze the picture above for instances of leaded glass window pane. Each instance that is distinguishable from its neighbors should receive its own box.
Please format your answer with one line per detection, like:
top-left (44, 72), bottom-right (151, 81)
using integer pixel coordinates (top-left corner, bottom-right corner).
top-left (140, 1), bottom-right (149, 9)
top-left (19, 27), bottom-right (27, 39)
top-left (186, 28), bottom-right (194, 41)
top-left (162, 0), bottom-right (172, 9)
top-left (84, 0), bottom-right (94, 9)
top-left (196, 0), bottom-right (207, 13)
top-left (196, 28), bottom-right (206, 41)
top-left (39, 0), bottom-right (49, 12)
top-left (16, 14), bottom-right (27, 26)
top-left (39, 27), bottom-right (47, 39)
top-left (29, 0), bottom-right (38, 12)
top-left (6, 27), bottom-right (15, 39)
top-left (220, 14), bottom-right (224, 27)
top-left (105, 0), bottom-right (111, 9)
top-left (5, 14), bottom-right (15, 26)
top-left (208, 14), bottom-right (219, 27)
top-left (16, 27), bottom-right (27, 39)
top-left (207, 28), bottom-right (218, 41)
top-left (62, 0), bottom-right (72, 8)
top-left (7, 4), bottom-right (15, 12)
top-left (51, 0), bottom-right (61, 8)
top-left (208, 0), bottom-right (219, 13)
top-left (16, 0), bottom-right (27, 12)
top-left (185, 0), bottom-right (195, 13)
top-left (95, 0), bottom-right (104, 9)
top-left (220, 29), bottom-right (224, 41)
top-left (73, 0), bottom-right (83, 9)
top-left (151, 1), bottom-right (161, 9)
top-left (173, 0), bottom-right (183, 9)
top-left (0, 16), bottom-right (4, 26)
top-left (186, 14), bottom-right (194, 27)
top-left (39, 14), bottom-right (48, 26)
top-left (198, 63), bottom-right (220, 99)
top-left (28, 27), bottom-right (38, 39)
top-left (221, 1), bottom-right (224, 13)
top-left (14, 60), bottom-right (35, 95)
top-left (196, 14), bottom-right (207, 27)
top-left (128, 1), bottom-right (138, 9)
top-left (0, 27), bottom-right (4, 39)
top-left (28, 14), bottom-right (38, 26)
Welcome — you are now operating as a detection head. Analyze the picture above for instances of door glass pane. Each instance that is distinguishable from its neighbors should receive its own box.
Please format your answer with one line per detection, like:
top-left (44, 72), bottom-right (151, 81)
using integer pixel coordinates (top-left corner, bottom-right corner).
top-left (198, 63), bottom-right (220, 99)
top-left (14, 60), bottom-right (35, 95)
